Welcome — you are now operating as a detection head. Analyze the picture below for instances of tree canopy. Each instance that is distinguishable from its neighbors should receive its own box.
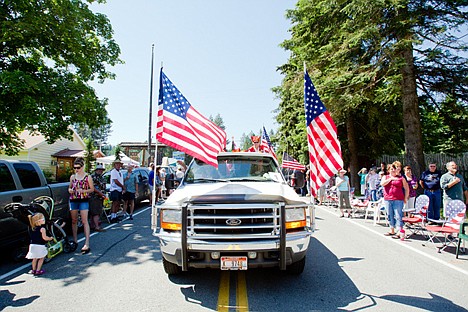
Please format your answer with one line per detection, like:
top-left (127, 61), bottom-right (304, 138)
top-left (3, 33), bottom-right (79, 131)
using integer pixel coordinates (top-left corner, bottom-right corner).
top-left (275, 0), bottom-right (467, 182)
top-left (0, 0), bottom-right (121, 155)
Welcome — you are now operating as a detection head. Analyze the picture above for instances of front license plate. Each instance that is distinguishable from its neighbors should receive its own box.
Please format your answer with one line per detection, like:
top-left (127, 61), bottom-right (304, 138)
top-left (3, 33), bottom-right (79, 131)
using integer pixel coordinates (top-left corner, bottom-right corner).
top-left (220, 256), bottom-right (248, 270)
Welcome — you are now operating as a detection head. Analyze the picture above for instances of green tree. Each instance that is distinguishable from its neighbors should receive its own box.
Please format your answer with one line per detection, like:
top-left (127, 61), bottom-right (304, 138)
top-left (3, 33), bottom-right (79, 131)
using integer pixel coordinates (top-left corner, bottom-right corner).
top-left (0, 0), bottom-right (121, 155)
top-left (75, 115), bottom-right (113, 148)
top-left (83, 137), bottom-right (96, 172)
top-left (276, 0), bottom-right (467, 181)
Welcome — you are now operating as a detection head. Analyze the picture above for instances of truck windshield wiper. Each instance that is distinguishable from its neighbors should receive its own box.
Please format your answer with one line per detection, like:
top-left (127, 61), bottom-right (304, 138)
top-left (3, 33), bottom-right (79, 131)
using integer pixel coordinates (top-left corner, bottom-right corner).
top-left (192, 178), bottom-right (228, 183)
top-left (229, 177), bottom-right (265, 182)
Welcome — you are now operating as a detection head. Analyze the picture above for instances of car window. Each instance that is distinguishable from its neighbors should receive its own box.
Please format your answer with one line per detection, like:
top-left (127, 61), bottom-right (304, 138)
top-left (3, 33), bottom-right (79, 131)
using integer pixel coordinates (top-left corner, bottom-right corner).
top-left (13, 163), bottom-right (42, 189)
top-left (0, 163), bottom-right (16, 192)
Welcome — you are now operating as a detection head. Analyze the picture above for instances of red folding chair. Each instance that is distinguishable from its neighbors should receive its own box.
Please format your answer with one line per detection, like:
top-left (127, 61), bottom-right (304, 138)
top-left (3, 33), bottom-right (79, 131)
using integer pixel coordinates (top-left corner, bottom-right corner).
top-left (402, 194), bottom-right (429, 239)
top-left (425, 200), bottom-right (466, 253)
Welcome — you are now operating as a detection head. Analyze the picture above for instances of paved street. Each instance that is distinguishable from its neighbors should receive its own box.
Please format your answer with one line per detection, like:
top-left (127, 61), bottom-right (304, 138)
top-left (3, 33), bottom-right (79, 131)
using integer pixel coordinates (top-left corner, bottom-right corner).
top-left (1, 202), bottom-right (467, 311)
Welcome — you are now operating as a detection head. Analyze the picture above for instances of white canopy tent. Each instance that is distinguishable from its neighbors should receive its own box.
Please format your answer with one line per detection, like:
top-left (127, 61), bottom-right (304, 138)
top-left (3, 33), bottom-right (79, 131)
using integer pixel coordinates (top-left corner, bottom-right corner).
top-left (95, 152), bottom-right (140, 166)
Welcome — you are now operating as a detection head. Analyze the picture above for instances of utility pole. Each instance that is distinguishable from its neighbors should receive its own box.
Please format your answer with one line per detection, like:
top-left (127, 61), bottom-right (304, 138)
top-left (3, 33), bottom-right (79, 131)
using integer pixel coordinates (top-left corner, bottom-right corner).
top-left (147, 44), bottom-right (155, 166)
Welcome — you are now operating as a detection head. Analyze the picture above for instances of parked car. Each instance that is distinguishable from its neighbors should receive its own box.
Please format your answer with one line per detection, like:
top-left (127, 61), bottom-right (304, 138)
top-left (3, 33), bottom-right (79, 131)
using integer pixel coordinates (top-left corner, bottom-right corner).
top-left (0, 160), bottom-right (70, 258)
top-left (103, 167), bottom-right (151, 204)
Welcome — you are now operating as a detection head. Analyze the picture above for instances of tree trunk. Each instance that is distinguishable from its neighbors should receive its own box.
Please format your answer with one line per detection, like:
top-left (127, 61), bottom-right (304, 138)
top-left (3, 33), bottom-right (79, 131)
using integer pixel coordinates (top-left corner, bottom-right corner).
top-left (400, 46), bottom-right (425, 178)
top-left (346, 114), bottom-right (360, 193)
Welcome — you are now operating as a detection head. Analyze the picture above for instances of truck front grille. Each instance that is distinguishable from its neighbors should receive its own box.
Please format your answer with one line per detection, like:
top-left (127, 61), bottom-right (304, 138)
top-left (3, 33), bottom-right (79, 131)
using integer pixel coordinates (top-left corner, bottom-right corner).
top-left (186, 203), bottom-right (280, 240)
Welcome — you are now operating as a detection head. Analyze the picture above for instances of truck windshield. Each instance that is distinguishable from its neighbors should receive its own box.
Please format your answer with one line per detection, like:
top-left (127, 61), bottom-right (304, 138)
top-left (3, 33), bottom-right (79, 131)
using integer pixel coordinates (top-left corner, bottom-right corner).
top-left (185, 156), bottom-right (284, 183)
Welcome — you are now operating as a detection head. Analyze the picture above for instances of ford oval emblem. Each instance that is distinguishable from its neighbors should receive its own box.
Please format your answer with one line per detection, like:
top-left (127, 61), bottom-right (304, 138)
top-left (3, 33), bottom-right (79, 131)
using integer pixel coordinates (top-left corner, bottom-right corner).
top-left (226, 218), bottom-right (242, 226)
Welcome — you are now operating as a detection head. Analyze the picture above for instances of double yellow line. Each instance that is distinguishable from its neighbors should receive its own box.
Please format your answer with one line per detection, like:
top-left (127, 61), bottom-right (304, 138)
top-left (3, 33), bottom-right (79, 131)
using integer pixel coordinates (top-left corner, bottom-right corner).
top-left (217, 271), bottom-right (249, 311)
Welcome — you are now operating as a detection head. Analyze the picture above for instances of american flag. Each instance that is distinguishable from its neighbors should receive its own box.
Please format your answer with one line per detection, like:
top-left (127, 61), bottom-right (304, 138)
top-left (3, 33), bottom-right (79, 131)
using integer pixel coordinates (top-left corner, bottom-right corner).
top-left (304, 70), bottom-right (343, 197)
top-left (445, 200), bottom-right (466, 229)
top-left (156, 70), bottom-right (226, 167)
top-left (282, 152), bottom-right (306, 170)
top-left (261, 126), bottom-right (277, 159)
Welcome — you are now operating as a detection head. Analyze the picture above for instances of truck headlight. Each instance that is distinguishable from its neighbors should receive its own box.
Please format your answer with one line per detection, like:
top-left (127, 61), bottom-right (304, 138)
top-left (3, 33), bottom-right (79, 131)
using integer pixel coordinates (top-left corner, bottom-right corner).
top-left (161, 209), bottom-right (182, 231)
top-left (285, 207), bottom-right (306, 229)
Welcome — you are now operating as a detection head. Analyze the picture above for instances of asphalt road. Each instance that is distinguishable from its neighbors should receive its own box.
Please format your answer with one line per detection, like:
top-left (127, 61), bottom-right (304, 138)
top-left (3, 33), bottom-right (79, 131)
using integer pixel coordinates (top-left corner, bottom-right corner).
top-left (1, 202), bottom-right (468, 311)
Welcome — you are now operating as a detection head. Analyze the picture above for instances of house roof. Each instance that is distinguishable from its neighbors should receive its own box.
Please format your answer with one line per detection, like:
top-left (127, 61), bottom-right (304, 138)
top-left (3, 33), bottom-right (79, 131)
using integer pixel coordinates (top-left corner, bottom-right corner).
top-left (52, 149), bottom-right (105, 158)
top-left (19, 128), bottom-right (86, 150)
top-left (19, 131), bottom-right (46, 149)
top-left (52, 149), bottom-right (85, 158)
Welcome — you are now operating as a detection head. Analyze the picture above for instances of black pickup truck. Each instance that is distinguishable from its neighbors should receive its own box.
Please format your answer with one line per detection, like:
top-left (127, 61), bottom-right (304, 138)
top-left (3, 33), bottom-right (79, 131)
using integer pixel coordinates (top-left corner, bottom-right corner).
top-left (0, 160), bottom-right (69, 257)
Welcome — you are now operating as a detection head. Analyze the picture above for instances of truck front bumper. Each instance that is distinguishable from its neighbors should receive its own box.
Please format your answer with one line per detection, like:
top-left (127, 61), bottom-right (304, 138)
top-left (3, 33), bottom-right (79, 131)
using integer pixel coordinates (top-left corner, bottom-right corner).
top-left (155, 230), bottom-right (311, 269)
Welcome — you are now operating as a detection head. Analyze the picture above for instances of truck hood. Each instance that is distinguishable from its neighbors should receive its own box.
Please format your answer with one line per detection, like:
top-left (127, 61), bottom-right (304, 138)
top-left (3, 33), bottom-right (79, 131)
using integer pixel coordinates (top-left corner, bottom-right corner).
top-left (164, 182), bottom-right (307, 206)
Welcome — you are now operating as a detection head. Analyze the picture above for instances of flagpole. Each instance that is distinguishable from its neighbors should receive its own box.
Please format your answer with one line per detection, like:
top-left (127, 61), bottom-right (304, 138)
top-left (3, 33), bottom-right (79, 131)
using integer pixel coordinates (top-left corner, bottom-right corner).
top-left (147, 44), bottom-right (155, 167)
top-left (303, 61), bottom-right (315, 229)
top-left (151, 65), bottom-right (163, 232)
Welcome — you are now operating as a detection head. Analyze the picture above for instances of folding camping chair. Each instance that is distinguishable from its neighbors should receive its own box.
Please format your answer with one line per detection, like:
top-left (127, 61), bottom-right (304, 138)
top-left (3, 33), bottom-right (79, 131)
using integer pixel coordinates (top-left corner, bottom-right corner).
top-left (364, 198), bottom-right (388, 226)
top-left (424, 200), bottom-right (466, 253)
top-left (402, 194), bottom-right (429, 239)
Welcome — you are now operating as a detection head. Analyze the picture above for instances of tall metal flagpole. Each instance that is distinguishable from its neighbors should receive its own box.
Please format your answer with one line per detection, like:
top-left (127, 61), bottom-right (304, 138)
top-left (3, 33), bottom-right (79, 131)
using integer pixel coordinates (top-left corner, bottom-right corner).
top-left (151, 64), bottom-right (163, 233)
top-left (147, 44), bottom-right (155, 166)
top-left (304, 61), bottom-right (315, 230)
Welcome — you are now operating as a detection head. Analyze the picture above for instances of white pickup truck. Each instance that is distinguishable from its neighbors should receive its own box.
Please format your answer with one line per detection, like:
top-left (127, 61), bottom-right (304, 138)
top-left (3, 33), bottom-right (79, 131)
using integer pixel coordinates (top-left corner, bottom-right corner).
top-left (152, 152), bottom-right (314, 275)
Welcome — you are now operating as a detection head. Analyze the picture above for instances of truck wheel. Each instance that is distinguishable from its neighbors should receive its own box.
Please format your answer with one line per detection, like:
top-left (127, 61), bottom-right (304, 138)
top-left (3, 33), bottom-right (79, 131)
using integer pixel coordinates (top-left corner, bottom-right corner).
top-left (163, 258), bottom-right (182, 275)
top-left (286, 256), bottom-right (306, 275)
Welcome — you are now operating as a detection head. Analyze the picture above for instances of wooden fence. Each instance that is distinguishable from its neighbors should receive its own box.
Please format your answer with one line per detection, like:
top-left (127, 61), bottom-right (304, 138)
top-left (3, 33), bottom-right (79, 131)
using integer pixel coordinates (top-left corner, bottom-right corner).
top-left (377, 153), bottom-right (468, 180)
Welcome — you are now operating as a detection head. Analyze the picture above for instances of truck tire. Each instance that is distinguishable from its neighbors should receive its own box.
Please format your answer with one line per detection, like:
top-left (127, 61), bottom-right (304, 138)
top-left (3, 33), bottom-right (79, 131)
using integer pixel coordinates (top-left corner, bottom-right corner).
top-left (163, 257), bottom-right (182, 275)
top-left (286, 256), bottom-right (306, 275)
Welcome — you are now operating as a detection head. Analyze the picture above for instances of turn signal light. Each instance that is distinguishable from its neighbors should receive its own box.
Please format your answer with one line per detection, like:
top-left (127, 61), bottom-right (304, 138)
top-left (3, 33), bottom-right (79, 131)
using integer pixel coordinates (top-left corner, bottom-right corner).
top-left (161, 222), bottom-right (182, 231)
top-left (286, 220), bottom-right (306, 229)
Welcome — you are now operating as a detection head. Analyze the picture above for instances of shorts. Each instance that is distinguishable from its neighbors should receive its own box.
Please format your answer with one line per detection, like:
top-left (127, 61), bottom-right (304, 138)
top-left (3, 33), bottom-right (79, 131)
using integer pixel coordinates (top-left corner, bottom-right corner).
top-left (69, 201), bottom-right (89, 211)
top-left (123, 192), bottom-right (135, 201)
top-left (89, 197), bottom-right (103, 216)
top-left (109, 190), bottom-right (123, 201)
top-left (26, 244), bottom-right (48, 259)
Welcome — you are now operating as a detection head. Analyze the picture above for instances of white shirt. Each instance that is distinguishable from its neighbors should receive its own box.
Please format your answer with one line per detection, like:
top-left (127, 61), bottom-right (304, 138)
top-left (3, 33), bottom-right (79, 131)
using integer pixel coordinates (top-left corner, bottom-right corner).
top-left (110, 168), bottom-right (123, 192)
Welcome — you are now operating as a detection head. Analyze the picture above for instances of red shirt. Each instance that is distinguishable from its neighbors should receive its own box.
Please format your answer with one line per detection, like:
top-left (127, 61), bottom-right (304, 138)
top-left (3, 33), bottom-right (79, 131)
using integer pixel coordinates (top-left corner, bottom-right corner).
top-left (383, 175), bottom-right (405, 200)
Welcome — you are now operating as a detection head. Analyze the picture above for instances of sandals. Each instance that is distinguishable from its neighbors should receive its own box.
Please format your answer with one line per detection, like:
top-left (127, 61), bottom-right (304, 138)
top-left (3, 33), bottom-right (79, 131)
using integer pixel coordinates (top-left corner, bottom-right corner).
top-left (384, 232), bottom-right (395, 236)
top-left (81, 246), bottom-right (91, 254)
top-left (34, 269), bottom-right (45, 276)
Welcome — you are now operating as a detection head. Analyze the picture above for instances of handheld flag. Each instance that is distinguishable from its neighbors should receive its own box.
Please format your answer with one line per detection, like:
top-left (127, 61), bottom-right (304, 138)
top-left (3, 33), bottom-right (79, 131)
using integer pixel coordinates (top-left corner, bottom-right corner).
top-left (261, 127), bottom-right (277, 159)
top-left (156, 69), bottom-right (226, 167)
top-left (304, 70), bottom-right (343, 196)
top-left (282, 152), bottom-right (306, 171)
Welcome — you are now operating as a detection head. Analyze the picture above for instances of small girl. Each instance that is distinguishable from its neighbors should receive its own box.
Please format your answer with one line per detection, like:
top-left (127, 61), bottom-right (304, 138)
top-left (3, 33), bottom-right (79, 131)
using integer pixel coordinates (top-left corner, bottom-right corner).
top-left (25, 213), bottom-right (53, 276)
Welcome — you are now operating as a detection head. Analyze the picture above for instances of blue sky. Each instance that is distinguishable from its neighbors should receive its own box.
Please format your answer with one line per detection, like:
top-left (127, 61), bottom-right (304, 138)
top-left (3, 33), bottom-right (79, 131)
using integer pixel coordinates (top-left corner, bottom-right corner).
top-left (90, 0), bottom-right (297, 147)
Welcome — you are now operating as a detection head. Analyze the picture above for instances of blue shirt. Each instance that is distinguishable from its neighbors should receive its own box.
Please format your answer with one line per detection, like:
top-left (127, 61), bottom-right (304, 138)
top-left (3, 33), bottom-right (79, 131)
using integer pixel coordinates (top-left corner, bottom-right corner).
top-left (124, 171), bottom-right (138, 193)
top-left (336, 175), bottom-right (349, 192)
top-left (420, 170), bottom-right (442, 190)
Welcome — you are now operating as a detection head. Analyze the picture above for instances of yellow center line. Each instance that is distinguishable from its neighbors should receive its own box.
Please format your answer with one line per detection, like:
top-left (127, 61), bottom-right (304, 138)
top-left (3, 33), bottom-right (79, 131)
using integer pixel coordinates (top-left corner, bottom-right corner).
top-left (217, 271), bottom-right (230, 312)
top-left (236, 271), bottom-right (249, 312)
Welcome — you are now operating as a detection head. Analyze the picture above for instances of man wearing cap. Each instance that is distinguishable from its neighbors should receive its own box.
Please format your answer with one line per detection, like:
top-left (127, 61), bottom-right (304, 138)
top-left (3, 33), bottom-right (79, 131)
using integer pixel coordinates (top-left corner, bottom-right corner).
top-left (90, 164), bottom-right (106, 232)
top-left (109, 160), bottom-right (125, 223)
top-left (246, 136), bottom-right (268, 153)
top-left (123, 164), bottom-right (138, 220)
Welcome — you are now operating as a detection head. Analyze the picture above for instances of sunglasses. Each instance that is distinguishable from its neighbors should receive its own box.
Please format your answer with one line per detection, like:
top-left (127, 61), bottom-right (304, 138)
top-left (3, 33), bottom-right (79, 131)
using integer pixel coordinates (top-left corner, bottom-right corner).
top-left (74, 166), bottom-right (82, 169)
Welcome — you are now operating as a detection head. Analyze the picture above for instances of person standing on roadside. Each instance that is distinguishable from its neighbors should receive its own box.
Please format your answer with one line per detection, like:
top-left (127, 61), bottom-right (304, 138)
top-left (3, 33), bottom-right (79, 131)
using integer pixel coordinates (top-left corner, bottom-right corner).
top-left (68, 157), bottom-right (94, 254)
top-left (89, 164), bottom-right (106, 232)
top-left (440, 161), bottom-right (468, 209)
top-left (381, 161), bottom-right (409, 239)
top-left (109, 160), bottom-right (125, 223)
top-left (403, 165), bottom-right (418, 213)
top-left (336, 169), bottom-right (352, 218)
top-left (419, 162), bottom-right (442, 221)
top-left (148, 163), bottom-right (155, 205)
top-left (358, 168), bottom-right (368, 196)
top-left (123, 164), bottom-right (138, 220)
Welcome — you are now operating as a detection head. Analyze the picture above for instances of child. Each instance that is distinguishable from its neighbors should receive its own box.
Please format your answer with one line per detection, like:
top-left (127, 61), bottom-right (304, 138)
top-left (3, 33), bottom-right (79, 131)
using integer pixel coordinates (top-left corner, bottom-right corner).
top-left (25, 213), bottom-right (53, 276)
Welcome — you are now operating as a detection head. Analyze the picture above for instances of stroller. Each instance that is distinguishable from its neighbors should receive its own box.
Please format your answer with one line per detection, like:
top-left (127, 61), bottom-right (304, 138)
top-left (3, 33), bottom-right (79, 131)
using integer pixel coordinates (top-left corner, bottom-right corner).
top-left (4, 196), bottom-right (77, 261)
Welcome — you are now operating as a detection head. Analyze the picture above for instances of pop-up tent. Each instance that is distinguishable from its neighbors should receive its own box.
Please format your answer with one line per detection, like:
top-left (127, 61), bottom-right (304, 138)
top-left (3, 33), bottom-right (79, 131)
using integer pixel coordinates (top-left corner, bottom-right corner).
top-left (95, 152), bottom-right (140, 166)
